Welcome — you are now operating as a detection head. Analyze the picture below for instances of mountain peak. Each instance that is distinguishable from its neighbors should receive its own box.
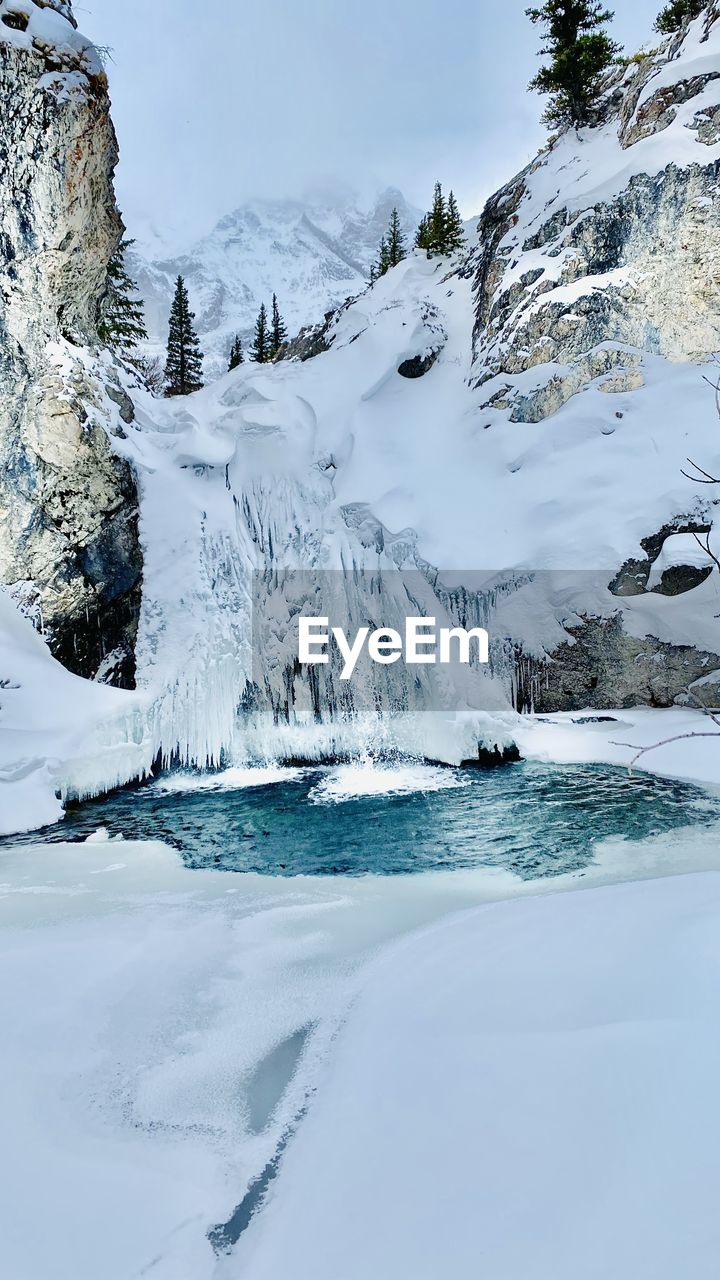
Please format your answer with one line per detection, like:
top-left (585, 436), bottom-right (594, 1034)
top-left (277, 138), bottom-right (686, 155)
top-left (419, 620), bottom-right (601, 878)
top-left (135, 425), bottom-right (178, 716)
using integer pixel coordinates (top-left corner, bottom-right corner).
top-left (129, 187), bottom-right (422, 377)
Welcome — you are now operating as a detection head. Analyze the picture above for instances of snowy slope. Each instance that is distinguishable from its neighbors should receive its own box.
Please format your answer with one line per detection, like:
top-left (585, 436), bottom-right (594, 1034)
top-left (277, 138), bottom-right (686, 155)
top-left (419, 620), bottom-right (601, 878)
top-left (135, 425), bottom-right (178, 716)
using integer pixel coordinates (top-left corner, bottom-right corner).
top-left (129, 188), bottom-right (422, 378)
top-left (233, 866), bottom-right (720, 1280)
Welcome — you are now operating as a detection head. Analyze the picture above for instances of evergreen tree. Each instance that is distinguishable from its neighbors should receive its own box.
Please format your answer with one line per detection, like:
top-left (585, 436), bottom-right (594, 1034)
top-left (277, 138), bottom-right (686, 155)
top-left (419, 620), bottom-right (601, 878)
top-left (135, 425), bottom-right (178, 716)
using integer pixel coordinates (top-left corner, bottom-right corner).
top-left (98, 238), bottom-right (147, 356)
top-left (428, 182), bottom-right (447, 254)
top-left (386, 207), bottom-right (407, 267)
top-left (527, 1), bottom-right (621, 128)
top-left (375, 236), bottom-right (391, 278)
top-left (268, 293), bottom-right (288, 358)
top-left (164, 275), bottom-right (204, 396)
top-left (655, 0), bottom-right (703, 33)
top-left (414, 215), bottom-right (432, 252)
top-left (228, 334), bottom-right (244, 370)
top-left (251, 302), bottom-right (270, 363)
top-left (445, 191), bottom-right (466, 254)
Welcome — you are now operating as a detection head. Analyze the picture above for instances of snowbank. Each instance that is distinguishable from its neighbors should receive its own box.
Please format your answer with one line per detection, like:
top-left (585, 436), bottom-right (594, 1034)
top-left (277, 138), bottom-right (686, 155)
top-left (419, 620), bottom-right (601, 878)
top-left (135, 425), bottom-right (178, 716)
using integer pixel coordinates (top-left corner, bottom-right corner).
top-left (233, 867), bottom-right (720, 1279)
top-left (2, 818), bottom-right (720, 1278)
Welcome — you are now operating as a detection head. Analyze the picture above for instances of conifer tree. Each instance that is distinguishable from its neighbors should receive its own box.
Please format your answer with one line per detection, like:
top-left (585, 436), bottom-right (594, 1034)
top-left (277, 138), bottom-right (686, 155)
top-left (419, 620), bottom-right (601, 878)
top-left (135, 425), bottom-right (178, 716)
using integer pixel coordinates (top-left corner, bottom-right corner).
top-left (386, 207), bottom-right (407, 267)
top-left (251, 302), bottom-right (270, 363)
top-left (527, 1), bottom-right (621, 128)
top-left (164, 275), bottom-right (204, 396)
top-left (268, 293), bottom-right (288, 358)
top-left (428, 182), bottom-right (447, 254)
top-left (414, 215), bottom-right (431, 252)
top-left (445, 191), bottom-right (466, 254)
top-left (98, 238), bottom-right (147, 356)
top-left (655, 0), bottom-right (703, 33)
top-left (375, 236), bottom-right (391, 278)
top-left (228, 334), bottom-right (244, 370)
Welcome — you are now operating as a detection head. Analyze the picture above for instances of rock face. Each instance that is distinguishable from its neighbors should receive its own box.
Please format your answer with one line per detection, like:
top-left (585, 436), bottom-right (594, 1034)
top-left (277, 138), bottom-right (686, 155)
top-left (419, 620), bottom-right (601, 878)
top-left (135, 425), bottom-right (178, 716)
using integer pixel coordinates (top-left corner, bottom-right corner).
top-left (469, 4), bottom-right (720, 423)
top-left (464, 4), bottom-right (720, 707)
top-left (0, 0), bottom-right (141, 685)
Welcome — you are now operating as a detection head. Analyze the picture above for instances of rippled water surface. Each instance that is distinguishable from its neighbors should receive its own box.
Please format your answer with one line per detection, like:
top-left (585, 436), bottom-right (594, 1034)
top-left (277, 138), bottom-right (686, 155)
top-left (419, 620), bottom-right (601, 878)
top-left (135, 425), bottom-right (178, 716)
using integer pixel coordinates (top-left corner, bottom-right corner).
top-left (12, 760), bottom-right (720, 878)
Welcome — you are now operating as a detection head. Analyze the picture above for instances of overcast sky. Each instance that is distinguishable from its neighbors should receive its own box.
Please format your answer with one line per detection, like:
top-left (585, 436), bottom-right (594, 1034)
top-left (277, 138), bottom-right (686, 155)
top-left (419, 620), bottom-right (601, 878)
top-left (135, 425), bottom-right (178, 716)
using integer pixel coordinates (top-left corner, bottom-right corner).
top-left (78, 0), bottom-right (663, 248)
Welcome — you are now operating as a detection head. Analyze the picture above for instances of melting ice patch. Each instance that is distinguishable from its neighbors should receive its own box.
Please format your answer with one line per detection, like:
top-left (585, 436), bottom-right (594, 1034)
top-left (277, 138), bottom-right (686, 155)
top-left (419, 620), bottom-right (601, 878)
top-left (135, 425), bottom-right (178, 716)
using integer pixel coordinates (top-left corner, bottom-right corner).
top-left (308, 758), bottom-right (470, 804)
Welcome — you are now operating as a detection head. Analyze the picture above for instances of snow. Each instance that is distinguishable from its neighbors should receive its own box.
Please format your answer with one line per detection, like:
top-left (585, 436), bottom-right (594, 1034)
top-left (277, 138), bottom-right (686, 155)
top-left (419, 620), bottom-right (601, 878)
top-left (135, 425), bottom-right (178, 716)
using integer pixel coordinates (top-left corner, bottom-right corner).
top-left (232, 867), bottom-right (720, 1280)
top-left (0, 0), bottom-right (104, 79)
top-left (1, 818), bottom-right (720, 1278)
top-left (0, 587), bottom-right (149, 835)
top-left (128, 189), bottom-right (423, 379)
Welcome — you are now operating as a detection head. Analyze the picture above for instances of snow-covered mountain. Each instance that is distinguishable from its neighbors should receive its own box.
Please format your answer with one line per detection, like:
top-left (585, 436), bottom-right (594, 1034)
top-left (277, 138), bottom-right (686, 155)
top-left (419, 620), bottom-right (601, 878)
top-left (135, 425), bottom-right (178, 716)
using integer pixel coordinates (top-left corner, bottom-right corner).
top-left (128, 189), bottom-right (423, 378)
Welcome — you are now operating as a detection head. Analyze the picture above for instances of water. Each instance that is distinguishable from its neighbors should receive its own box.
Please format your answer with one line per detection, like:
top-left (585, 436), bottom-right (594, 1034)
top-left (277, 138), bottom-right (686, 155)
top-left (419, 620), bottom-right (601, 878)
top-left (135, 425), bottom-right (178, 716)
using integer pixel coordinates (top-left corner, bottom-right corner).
top-left (9, 760), bottom-right (720, 878)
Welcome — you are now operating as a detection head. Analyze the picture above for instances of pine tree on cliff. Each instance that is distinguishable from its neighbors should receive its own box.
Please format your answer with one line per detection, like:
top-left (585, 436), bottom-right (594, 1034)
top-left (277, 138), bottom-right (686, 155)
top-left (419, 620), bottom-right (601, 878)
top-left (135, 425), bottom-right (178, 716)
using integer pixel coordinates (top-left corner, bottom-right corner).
top-left (251, 302), bottom-right (270, 363)
top-left (655, 0), bottom-right (703, 33)
top-left (445, 191), bottom-right (466, 254)
top-left (386, 207), bottom-right (407, 267)
top-left (98, 238), bottom-right (147, 356)
top-left (268, 293), bottom-right (288, 358)
top-left (228, 334), bottom-right (244, 370)
top-left (527, 1), bottom-right (621, 128)
top-left (164, 276), bottom-right (204, 396)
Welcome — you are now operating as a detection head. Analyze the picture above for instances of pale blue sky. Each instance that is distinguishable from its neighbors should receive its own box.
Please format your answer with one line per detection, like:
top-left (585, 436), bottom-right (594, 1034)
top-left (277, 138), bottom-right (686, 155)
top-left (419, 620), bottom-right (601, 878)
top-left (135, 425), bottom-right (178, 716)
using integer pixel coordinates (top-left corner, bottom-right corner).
top-left (79, 0), bottom-right (663, 244)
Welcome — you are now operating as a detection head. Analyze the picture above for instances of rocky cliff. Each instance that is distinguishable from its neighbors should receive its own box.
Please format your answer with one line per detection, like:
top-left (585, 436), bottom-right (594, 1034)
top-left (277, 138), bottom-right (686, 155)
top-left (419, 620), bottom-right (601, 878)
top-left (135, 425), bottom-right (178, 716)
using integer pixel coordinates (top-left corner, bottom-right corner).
top-left (463, 3), bottom-right (720, 710)
top-left (0, 0), bottom-right (141, 685)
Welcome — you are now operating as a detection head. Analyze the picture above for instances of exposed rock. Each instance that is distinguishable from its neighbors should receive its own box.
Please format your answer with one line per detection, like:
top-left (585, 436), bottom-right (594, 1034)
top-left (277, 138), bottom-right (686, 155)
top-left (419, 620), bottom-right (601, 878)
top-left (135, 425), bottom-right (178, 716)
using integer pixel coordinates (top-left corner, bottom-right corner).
top-left (609, 518), bottom-right (711, 596)
top-left (277, 309), bottom-right (339, 362)
top-left (469, 8), bottom-right (720, 423)
top-left (0, 0), bottom-right (141, 685)
top-left (518, 614), bottom-right (720, 713)
top-left (397, 348), bottom-right (440, 379)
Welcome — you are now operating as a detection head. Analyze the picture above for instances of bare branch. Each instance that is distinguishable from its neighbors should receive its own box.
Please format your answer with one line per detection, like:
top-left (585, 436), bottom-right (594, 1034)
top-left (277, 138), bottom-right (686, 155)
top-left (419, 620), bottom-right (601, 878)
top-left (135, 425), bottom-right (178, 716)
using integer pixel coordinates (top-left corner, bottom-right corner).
top-left (681, 459), bottom-right (720, 484)
top-left (691, 530), bottom-right (720, 575)
top-left (610, 731), bottom-right (720, 773)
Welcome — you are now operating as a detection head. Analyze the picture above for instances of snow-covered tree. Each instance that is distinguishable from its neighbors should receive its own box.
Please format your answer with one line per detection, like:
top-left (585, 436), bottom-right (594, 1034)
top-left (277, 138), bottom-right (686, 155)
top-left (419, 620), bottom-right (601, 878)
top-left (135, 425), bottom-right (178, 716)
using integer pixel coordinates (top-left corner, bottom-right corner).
top-left (251, 302), bottom-right (270, 363)
top-left (386, 207), bottom-right (407, 267)
top-left (268, 294), bottom-right (288, 358)
top-left (527, 1), bottom-right (621, 127)
top-left (98, 238), bottom-right (147, 356)
top-left (228, 334), bottom-right (244, 370)
top-left (655, 0), bottom-right (704, 33)
top-left (445, 191), bottom-right (466, 254)
top-left (164, 275), bottom-right (204, 396)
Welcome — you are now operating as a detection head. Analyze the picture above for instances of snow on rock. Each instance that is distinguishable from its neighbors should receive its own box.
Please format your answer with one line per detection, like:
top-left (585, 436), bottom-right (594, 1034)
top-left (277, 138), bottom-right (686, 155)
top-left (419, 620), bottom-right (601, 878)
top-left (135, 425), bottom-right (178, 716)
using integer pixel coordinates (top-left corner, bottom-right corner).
top-left (128, 188), bottom-right (423, 380)
top-left (469, 5), bottom-right (720, 422)
top-left (0, 0), bottom-right (141, 685)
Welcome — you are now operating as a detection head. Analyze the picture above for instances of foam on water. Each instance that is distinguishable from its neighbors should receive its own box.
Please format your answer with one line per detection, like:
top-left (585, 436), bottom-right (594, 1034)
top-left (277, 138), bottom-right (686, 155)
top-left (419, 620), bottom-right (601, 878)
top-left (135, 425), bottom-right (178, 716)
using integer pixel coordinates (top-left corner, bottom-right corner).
top-left (308, 758), bottom-right (469, 804)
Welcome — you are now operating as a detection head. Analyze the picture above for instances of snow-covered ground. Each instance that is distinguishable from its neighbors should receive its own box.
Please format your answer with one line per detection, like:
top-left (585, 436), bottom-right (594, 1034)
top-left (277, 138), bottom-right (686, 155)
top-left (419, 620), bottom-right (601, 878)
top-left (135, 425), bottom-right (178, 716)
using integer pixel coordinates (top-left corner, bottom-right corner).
top-left (233, 864), bottom-right (720, 1280)
top-left (1, 811), bottom-right (720, 1280)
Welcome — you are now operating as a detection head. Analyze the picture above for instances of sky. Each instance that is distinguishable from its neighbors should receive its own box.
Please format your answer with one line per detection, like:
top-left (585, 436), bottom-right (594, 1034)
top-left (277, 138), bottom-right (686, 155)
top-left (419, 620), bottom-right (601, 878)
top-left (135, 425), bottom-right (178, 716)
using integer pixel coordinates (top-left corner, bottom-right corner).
top-left (78, 0), bottom-right (664, 251)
